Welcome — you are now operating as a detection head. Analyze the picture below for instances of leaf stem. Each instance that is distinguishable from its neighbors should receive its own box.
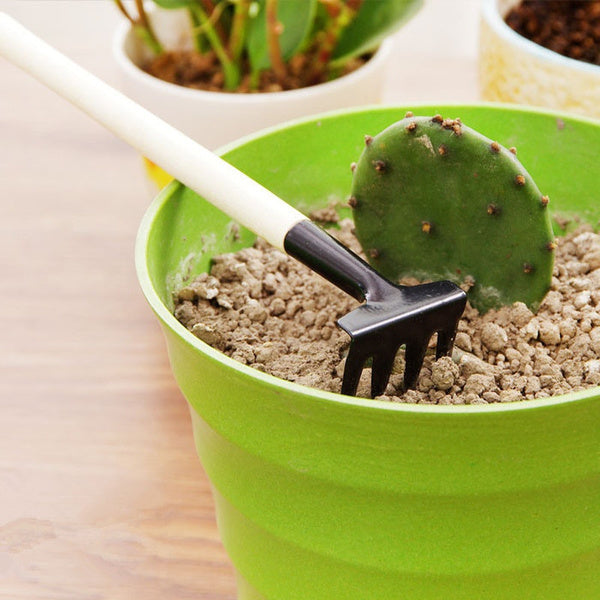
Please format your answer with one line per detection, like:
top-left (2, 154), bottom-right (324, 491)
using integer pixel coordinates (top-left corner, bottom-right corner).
top-left (134, 0), bottom-right (164, 54)
top-left (198, 0), bottom-right (229, 47)
top-left (229, 0), bottom-right (250, 62)
top-left (188, 2), bottom-right (241, 90)
top-left (188, 0), bottom-right (227, 53)
top-left (266, 0), bottom-right (287, 83)
top-left (187, 6), bottom-right (205, 53)
top-left (249, 67), bottom-right (261, 91)
top-left (113, 0), bottom-right (135, 24)
top-left (113, 0), bottom-right (163, 55)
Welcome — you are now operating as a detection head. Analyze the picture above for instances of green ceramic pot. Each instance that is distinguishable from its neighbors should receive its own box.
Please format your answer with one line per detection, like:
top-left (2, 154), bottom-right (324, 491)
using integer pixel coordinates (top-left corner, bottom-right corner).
top-left (136, 105), bottom-right (600, 600)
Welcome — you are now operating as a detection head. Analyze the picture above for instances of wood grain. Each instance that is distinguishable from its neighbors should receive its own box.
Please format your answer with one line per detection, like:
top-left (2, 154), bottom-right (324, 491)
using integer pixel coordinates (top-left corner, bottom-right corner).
top-left (0, 1), bottom-right (479, 598)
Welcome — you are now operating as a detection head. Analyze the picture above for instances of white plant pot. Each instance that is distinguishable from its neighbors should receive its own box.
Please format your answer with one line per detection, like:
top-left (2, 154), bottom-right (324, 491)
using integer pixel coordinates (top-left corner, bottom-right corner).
top-left (113, 8), bottom-right (394, 154)
top-left (479, 0), bottom-right (600, 119)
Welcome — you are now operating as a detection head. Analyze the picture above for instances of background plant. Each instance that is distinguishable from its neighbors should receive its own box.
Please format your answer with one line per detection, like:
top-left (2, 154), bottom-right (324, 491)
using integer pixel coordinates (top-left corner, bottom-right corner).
top-left (114, 0), bottom-right (423, 90)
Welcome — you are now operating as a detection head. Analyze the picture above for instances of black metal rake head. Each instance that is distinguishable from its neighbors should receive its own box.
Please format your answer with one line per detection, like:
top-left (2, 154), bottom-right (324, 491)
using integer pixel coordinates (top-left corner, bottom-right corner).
top-left (338, 280), bottom-right (467, 397)
top-left (284, 221), bottom-right (467, 398)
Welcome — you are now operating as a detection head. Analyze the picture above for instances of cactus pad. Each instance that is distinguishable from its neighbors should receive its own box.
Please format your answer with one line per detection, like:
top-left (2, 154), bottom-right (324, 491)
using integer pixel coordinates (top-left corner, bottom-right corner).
top-left (350, 115), bottom-right (555, 313)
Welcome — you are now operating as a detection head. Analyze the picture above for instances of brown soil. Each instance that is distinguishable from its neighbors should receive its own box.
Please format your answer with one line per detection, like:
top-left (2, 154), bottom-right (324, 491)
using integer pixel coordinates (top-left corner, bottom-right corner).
top-left (174, 216), bottom-right (600, 404)
top-left (505, 1), bottom-right (600, 66)
top-left (144, 50), bottom-right (369, 93)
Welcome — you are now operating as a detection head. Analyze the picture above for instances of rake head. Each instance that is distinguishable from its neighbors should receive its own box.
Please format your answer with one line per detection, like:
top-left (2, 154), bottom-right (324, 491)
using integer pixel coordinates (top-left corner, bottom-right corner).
top-left (337, 280), bottom-right (467, 398)
top-left (284, 220), bottom-right (467, 398)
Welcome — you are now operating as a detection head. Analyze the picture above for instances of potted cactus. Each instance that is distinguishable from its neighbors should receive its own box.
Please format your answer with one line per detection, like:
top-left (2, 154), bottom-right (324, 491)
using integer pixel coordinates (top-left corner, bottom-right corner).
top-left (112, 0), bottom-right (423, 165)
top-left (349, 114), bottom-right (555, 314)
top-left (137, 104), bottom-right (600, 599)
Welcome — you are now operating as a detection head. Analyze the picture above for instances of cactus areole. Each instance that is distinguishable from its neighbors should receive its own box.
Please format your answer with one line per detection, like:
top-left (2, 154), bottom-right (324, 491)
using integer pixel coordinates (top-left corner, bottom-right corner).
top-left (350, 115), bottom-right (555, 313)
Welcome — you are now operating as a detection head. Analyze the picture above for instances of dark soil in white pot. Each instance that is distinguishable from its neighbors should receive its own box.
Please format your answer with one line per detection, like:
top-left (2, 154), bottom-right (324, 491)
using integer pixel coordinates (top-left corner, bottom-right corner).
top-left (506, 1), bottom-right (600, 66)
top-left (145, 49), bottom-right (369, 92)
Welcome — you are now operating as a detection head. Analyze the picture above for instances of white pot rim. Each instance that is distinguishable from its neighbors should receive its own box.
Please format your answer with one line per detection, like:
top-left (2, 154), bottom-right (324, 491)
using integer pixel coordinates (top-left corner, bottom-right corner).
top-left (481, 0), bottom-right (600, 75)
top-left (112, 18), bottom-right (394, 105)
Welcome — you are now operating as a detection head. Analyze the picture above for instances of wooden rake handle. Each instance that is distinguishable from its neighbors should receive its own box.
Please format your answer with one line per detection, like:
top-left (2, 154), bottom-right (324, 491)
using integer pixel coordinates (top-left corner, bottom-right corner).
top-left (0, 12), bottom-right (306, 251)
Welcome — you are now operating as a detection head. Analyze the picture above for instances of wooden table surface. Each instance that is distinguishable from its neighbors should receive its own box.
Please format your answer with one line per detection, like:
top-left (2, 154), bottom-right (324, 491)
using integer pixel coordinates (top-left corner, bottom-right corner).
top-left (0, 1), bottom-right (479, 598)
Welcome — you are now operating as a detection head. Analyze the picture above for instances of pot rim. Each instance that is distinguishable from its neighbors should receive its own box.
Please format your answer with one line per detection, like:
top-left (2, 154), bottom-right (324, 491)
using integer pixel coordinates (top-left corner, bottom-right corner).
top-left (112, 17), bottom-right (394, 104)
top-left (136, 102), bottom-right (600, 415)
top-left (481, 0), bottom-right (600, 76)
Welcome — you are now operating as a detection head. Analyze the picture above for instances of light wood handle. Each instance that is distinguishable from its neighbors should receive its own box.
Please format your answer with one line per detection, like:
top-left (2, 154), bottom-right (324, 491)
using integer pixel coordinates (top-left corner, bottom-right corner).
top-left (0, 12), bottom-right (306, 250)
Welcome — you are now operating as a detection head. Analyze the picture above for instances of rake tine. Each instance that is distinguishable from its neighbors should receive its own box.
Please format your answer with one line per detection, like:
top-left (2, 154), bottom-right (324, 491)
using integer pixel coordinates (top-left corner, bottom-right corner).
top-left (371, 348), bottom-right (399, 398)
top-left (436, 324), bottom-right (458, 359)
top-left (341, 342), bottom-right (369, 397)
top-left (403, 338), bottom-right (430, 390)
top-left (283, 221), bottom-right (467, 397)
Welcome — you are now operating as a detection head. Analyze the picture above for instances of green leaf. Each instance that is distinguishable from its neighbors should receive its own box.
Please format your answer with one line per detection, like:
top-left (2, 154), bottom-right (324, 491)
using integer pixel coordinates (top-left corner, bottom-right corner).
top-left (247, 0), bottom-right (317, 72)
top-left (152, 0), bottom-right (195, 9)
top-left (331, 0), bottom-right (423, 65)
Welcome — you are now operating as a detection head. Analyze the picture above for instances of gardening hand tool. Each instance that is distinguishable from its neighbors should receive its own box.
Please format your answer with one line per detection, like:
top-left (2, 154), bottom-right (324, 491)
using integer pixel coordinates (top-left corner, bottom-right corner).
top-left (0, 13), bottom-right (467, 398)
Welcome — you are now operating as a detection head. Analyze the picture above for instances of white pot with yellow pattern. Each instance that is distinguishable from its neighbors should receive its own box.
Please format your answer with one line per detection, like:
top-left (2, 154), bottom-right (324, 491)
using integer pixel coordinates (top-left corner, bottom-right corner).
top-left (479, 0), bottom-right (600, 119)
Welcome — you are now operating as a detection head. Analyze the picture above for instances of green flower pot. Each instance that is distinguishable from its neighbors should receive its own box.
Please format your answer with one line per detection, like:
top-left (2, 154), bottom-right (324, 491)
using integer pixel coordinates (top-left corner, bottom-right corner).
top-left (136, 105), bottom-right (600, 600)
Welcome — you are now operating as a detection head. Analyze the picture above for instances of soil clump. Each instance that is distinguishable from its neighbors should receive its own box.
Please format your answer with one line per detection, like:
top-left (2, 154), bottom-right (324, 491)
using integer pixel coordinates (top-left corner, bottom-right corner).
top-left (174, 216), bottom-right (600, 404)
